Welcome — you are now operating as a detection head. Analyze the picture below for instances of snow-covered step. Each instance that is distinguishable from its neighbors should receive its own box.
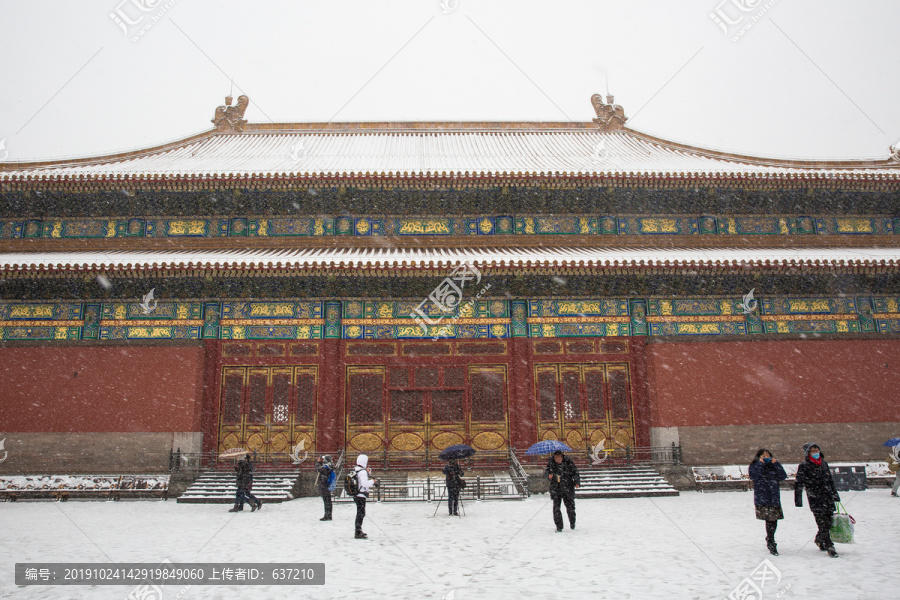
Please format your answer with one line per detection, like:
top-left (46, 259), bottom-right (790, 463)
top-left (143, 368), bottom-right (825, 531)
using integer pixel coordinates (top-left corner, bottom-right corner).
top-left (575, 467), bottom-right (679, 499)
top-left (176, 470), bottom-right (298, 504)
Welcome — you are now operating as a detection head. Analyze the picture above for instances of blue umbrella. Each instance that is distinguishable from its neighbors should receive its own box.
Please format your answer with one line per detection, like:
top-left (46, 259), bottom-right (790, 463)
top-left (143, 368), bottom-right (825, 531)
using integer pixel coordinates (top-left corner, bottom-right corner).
top-left (525, 440), bottom-right (573, 455)
top-left (883, 438), bottom-right (900, 447)
top-left (439, 444), bottom-right (476, 460)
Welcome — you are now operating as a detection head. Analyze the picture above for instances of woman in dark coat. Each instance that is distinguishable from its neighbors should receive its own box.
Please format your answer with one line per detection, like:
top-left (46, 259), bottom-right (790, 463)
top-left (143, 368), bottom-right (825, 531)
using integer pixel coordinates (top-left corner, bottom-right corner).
top-left (544, 450), bottom-right (580, 532)
top-left (229, 454), bottom-right (260, 512)
top-left (749, 448), bottom-right (787, 555)
top-left (442, 458), bottom-right (465, 516)
top-left (794, 443), bottom-right (840, 557)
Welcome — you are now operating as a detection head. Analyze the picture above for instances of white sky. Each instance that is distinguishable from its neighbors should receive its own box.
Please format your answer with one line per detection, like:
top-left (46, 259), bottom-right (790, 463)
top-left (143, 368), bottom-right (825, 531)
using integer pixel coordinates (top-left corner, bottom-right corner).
top-left (0, 0), bottom-right (898, 162)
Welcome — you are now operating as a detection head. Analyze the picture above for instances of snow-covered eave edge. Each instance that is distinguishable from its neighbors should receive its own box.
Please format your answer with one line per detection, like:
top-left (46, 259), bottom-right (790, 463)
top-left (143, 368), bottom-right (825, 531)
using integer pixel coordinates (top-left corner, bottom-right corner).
top-left (1, 122), bottom-right (898, 182)
top-left (3, 250), bottom-right (900, 273)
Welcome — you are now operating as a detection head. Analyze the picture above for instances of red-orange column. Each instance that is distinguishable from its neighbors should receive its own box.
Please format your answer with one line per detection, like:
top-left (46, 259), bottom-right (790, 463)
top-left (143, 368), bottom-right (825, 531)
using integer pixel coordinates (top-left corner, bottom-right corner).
top-left (507, 337), bottom-right (534, 451)
top-left (630, 338), bottom-right (652, 448)
top-left (318, 338), bottom-right (344, 453)
top-left (200, 339), bottom-right (221, 458)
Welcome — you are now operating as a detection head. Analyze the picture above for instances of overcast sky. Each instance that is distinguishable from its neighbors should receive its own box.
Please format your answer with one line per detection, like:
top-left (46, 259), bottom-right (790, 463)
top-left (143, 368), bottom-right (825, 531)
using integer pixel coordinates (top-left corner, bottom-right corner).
top-left (0, 0), bottom-right (897, 162)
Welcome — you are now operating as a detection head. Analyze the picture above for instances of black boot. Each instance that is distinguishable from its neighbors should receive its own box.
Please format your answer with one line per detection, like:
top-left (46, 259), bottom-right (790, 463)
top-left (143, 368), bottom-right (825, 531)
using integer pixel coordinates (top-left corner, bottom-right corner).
top-left (826, 546), bottom-right (839, 558)
top-left (767, 541), bottom-right (778, 556)
top-left (228, 505), bottom-right (242, 513)
top-left (355, 531), bottom-right (368, 539)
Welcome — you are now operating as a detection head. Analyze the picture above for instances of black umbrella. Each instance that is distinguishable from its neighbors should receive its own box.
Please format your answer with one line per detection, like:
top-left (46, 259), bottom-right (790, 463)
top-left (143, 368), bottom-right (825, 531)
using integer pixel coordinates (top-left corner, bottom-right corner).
top-left (439, 444), bottom-right (476, 460)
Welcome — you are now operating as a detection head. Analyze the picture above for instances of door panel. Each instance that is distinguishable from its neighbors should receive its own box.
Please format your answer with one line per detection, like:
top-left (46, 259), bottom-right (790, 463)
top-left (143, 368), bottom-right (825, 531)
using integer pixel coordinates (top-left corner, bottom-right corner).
top-left (534, 362), bottom-right (636, 455)
top-left (217, 365), bottom-right (318, 462)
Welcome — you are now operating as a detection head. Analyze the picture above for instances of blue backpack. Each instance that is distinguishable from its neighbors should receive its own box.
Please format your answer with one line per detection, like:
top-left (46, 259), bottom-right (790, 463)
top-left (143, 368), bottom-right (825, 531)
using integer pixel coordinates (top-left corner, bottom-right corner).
top-left (326, 468), bottom-right (337, 492)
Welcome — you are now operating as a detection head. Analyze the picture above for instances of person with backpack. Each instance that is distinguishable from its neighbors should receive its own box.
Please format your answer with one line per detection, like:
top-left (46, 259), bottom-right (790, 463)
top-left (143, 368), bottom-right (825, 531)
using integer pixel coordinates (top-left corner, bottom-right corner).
top-left (348, 454), bottom-right (374, 539)
top-left (545, 450), bottom-right (580, 532)
top-left (795, 443), bottom-right (840, 557)
top-left (749, 448), bottom-right (787, 555)
top-left (315, 455), bottom-right (335, 521)
top-left (442, 458), bottom-right (465, 516)
top-left (229, 454), bottom-right (260, 513)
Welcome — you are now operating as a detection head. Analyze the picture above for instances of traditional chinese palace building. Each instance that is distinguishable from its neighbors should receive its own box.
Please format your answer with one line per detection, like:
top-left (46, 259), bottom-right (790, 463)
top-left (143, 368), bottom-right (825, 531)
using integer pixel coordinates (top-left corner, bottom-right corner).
top-left (1, 95), bottom-right (899, 474)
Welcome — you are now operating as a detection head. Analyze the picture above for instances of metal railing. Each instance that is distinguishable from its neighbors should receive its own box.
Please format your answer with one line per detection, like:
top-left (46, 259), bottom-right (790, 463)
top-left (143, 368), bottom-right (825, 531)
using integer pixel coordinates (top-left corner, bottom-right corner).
top-left (168, 449), bottom-right (337, 474)
top-left (514, 443), bottom-right (682, 468)
top-left (507, 447), bottom-right (531, 497)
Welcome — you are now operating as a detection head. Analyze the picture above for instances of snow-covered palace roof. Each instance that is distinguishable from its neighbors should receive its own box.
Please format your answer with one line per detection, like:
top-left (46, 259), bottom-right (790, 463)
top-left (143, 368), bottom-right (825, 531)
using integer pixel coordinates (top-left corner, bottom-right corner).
top-left (2, 95), bottom-right (900, 185)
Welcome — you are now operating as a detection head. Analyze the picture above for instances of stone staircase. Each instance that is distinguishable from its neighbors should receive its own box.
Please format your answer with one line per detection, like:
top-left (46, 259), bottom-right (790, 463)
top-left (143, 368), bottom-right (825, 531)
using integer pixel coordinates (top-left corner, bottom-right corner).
top-left (575, 467), bottom-right (679, 498)
top-left (176, 469), bottom-right (299, 504)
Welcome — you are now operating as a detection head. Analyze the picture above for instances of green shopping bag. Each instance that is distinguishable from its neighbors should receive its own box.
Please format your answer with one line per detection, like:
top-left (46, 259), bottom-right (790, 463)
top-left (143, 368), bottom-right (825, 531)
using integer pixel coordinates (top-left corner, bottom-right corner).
top-left (830, 502), bottom-right (855, 544)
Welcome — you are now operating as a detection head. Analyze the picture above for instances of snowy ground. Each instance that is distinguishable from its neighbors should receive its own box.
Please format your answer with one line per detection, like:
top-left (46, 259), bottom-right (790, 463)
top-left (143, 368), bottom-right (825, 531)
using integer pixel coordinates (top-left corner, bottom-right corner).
top-left (1, 490), bottom-right (895, 600)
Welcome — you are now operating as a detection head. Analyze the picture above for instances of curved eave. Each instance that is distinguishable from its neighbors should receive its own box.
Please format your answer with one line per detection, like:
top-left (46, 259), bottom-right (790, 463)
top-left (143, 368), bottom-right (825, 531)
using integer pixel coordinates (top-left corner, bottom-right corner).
top-left (1, 122), bottom-right (898, 187)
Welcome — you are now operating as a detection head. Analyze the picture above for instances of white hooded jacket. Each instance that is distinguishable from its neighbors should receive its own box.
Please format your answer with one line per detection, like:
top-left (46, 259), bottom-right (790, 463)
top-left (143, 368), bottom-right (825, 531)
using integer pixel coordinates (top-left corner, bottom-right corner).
top-left (354, 454), bottom-right (371, 497)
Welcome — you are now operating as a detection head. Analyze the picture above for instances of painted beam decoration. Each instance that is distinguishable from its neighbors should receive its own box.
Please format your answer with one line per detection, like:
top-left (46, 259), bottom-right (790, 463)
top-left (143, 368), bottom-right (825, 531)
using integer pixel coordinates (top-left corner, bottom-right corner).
top-left (1, 295), bottom-right (899, 341)
top-left (0, 214), bottom-right (897, 243)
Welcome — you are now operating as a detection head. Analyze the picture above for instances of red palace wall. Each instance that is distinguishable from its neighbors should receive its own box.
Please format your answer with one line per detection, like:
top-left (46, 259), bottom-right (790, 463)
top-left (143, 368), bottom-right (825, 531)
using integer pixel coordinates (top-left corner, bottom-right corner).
top-left (0, 344), bottom-right (206, 432)
top-left (646, 338), bottom-right (900, 463)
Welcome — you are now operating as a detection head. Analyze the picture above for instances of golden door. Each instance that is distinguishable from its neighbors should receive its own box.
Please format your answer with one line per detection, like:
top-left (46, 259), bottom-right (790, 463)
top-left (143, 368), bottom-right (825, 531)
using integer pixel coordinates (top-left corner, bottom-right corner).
top-left (218, 366), bottom-right (317, 461)
top-left (534, 363), bottom-right (635, 454)
top-left (345, 364), bottom-right (508, 455)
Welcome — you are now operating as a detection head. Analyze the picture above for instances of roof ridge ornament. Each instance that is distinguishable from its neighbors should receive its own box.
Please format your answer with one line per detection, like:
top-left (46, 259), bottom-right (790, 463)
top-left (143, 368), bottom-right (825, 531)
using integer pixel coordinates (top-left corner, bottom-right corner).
top-left (890, 142), bottom-right (900, 163)
top-left (590, 93), bottom-right (627, 131)
top-left (212, 95), bottom-right (249, 132)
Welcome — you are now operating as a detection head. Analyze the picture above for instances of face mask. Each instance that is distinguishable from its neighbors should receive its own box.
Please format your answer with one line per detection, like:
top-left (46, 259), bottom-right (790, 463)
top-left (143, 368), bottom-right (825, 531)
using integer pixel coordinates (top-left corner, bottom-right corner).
top-left (763, 457), bottom-right (772, 463)
top-left (811, 452), bottom-right (820, 459)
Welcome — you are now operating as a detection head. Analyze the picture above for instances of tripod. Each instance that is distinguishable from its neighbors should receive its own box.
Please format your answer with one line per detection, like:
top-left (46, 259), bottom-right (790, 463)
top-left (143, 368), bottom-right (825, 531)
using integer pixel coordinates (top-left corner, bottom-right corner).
top-left (432, 485), bottom-right (466, 517)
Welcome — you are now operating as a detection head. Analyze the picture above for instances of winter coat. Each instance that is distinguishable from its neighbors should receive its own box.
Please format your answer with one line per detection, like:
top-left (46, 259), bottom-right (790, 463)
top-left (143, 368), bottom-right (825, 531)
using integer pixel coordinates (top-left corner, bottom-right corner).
top-left (749, 460), bottom-right (787, 506)
top-left (235, 459), bottom-right (254, 488)
top-left (794, 454), bottom-right (840, 514)
top-left (544, 455), bottom-right (580, 498)
top-left (442, 462), bottom-right (465, 490)
top-left (316, 462), bottom-right (333, 493)
top-left (354, 454), bottom-right (371, 498)
top-left (888, 455), bottom-right (899, 473)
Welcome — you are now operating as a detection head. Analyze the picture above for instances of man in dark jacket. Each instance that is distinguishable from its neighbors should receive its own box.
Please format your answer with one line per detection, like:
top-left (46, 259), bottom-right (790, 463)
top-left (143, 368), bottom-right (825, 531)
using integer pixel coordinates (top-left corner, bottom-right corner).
top-left (795, 443), bottom-right (840, 557)
top-left (230, 454), bottom-right (260, 513)
top-left (442, 459), bottom-right (465, 516)
top-left (545, 450), bottom-right (580, 532)
top-left (315, 455), bottom-right (334, 521)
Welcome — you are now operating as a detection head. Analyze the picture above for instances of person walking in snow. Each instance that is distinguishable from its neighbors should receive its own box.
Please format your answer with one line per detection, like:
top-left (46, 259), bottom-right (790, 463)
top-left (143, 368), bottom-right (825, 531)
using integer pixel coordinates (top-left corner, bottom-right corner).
top-left (545, 450), bottom-right (580, 532)
top-left (316, 455), bottom-right (334, 521)
top-left (442, 458), bottom-right (465, 516)
top-left (229, 454), bottom-right (260, 512)
top-left (353, 454), bottom-right (374, 539)
top-left (749, 448), bottom-right (787, 555)
top-left (888, 446), bottom-right (900, 497)
top-left (795, 443), bottom-right (840, 557)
